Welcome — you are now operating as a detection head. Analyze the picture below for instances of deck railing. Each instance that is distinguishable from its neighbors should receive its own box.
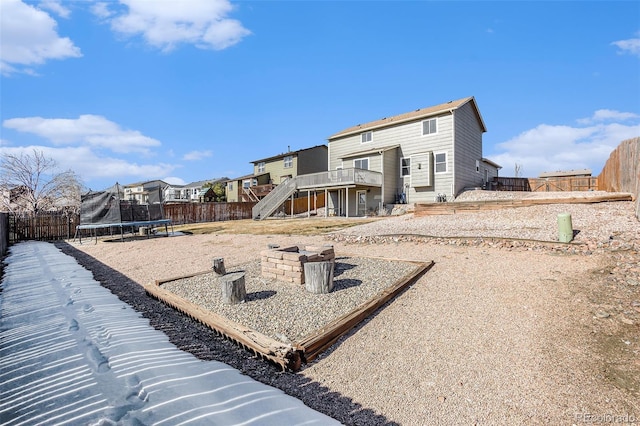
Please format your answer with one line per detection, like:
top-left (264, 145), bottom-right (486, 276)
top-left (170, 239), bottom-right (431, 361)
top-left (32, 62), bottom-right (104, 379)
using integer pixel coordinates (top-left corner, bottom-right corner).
top-left (296, 168), bottom-right (383, 189)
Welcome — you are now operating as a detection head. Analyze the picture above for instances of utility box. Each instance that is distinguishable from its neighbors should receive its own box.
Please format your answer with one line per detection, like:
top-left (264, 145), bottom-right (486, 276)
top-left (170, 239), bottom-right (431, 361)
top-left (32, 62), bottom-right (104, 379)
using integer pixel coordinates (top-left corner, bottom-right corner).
top-left (557, 213), bottom-right (573, 243)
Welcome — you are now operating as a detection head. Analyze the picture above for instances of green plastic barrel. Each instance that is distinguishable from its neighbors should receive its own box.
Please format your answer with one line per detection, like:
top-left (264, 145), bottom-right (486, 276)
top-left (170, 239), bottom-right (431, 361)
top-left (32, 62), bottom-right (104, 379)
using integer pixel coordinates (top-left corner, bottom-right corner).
top-left (557, 213), bottom-right (573, 243)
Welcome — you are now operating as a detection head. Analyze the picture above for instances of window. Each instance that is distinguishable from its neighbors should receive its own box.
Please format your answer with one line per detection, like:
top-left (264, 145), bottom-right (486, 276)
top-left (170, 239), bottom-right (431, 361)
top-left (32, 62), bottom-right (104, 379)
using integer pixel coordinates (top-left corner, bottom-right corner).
top-left (435, 152), bottom-right (447, 173)
top-left (257, 162), bottom-right (265, 173)
top-left (361, 131), bottom-right (372, 143)
top-left (228, 183), bottom-right (233, 191)
top-left (354, 158), bottom-right (369, 170)
top-left (243, 180), bottom-right (251, 189)
top-left (401, 158), bottom-right (411, 177)
top-left (283, 155), bottom-right (293, 168)
top-left (422, 118), bottom-right (437, 135)
top-left (476, 160), bottom-right (480, 173)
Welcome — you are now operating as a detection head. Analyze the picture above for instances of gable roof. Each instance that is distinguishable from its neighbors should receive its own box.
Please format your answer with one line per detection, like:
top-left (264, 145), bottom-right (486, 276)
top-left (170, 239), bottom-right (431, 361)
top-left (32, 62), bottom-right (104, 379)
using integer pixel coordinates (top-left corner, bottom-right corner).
top-left (250, 145), bottom-right (327, 164)
top-left (329, 96), bottom-right (486, 140)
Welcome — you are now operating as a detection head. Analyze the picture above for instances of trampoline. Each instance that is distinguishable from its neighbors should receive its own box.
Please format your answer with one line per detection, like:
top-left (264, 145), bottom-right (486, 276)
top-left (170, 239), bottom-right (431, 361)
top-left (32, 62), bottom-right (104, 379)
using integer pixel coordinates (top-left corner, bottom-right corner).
top-left (75, 183), bottom-right (174, 244)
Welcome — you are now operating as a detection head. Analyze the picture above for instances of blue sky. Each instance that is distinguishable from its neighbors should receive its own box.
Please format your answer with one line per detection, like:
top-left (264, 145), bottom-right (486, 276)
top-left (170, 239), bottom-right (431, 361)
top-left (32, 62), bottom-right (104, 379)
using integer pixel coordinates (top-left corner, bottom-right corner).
top-left (1, 0), bottom-right (639, 191)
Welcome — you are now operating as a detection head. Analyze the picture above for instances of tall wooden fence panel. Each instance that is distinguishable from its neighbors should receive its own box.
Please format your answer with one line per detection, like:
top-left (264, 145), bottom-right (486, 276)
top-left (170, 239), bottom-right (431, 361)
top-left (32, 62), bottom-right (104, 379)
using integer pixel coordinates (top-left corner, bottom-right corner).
top-left (494, 176), bottom-right (598, 192)
top-left (598, 137), bottom-right (640, 219)
top-left (8, 213), bottom-right (80, 244)
top-left (284, 192), bottom-right (326, 215)
top-left (0, 213), bottom-right (8, 256)
top-left (163, 202), bottom-right (256, 225)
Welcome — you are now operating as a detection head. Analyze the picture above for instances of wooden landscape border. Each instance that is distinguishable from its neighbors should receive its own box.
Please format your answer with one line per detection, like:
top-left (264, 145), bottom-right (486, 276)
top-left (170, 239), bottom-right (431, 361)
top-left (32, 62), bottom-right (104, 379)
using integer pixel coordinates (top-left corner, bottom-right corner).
top-left (144, 256), bottom-right (433, 372)
top-left (415, 193), bottom-right (632, 216)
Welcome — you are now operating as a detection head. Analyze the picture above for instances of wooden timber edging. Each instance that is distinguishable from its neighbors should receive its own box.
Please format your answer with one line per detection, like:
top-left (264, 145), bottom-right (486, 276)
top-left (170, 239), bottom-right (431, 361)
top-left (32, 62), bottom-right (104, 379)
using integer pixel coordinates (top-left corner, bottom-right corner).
top-left (294, 259), bottom-right (434, 363)
top-left (415, 193), bottom-right (633, 216)
top-left (145, 256), bottom-right (433, 371)
top-left (145, 279), bottom-right (301, 371)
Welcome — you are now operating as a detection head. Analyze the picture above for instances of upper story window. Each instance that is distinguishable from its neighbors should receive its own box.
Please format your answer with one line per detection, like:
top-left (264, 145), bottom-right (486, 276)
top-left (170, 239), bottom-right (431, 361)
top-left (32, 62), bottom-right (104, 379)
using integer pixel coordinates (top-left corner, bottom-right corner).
top-left (228, 183), bottom-right (233, 191)
top-left (257, 162), bottom-right (265, 173)
top-left (435, 152), bottom-right (447, 173)
top-left (354, 158), bottom-right (369, 170)
top-left (361, 131), bottom-right (372, 143)
top-left (401, 157), bottom-right (411, 176)
top-left (422, 118), bottom-right (437, 135)
top-left (283, 155), bottom-right (293, 168)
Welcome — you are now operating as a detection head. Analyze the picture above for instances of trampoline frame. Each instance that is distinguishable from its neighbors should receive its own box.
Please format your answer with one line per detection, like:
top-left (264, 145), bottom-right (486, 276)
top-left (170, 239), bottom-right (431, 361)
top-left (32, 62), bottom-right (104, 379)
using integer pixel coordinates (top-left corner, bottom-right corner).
top-left (75, 219), bottom-right (173, 244)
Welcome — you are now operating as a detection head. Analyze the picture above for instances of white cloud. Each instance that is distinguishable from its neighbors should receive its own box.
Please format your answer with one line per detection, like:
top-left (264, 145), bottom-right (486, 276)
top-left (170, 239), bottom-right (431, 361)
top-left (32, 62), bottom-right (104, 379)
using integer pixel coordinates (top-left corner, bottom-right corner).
top-left (0, 145), bottom-right (176, 190)
top-left (183, 150), bottom-right (212, 161)
top-left (91, 2), bottom-right (113, 19)
top-left (491, 114), bottom-right (640, 177)
top-left (0, 0), bottom-right (81, 75)
top-left (577, 109), bottom-right (640, 124)
top-left (611, 36), bottom-right (640, 57)
top-left (163, 176), bottom-right (187, 185)
top-left (104, 0), bottom-right (251, 52)
top-left (3, 115), bottom-right (161, 154)
top-left (38, 0), bottom-right (70, 18)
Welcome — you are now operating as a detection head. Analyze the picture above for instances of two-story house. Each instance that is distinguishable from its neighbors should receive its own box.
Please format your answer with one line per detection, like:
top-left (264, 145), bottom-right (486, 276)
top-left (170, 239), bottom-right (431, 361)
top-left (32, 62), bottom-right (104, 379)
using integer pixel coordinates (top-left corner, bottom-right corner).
top-left (163, 178), bottom-right (227, 203)
top-left (122, 180), bottom-right (167, 204)
top-left (226, 145), bottom-right (328, 202)
top-left (252, 96), bottom-right (501, 219)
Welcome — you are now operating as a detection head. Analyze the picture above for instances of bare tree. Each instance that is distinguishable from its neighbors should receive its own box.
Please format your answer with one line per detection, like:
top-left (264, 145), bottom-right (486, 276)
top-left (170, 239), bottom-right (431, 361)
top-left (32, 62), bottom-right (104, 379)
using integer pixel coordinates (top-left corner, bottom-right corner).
top-left (514, 163), bottom-right (523, 178)
top-left (0, 149), bottom-right (85, 215)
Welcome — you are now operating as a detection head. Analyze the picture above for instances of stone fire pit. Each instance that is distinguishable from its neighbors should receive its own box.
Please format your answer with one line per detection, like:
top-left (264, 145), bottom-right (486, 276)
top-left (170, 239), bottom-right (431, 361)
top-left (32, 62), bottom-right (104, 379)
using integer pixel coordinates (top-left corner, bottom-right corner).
top-left (260, 245), bottom-right (335, 284)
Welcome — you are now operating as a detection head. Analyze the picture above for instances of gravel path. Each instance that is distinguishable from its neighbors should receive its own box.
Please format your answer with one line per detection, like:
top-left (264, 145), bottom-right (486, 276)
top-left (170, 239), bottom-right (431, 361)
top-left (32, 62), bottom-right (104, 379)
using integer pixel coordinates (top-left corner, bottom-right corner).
top-left (61, 192), bottom-right (640, 425)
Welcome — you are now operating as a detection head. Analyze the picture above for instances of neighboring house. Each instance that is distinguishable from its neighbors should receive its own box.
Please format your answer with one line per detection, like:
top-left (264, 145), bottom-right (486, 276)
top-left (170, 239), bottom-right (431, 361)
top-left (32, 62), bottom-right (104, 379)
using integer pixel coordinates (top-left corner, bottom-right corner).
top-left (226, 145), bottom-right (328, 202)
top-left (539, 169), bottom-right (592, 178)
top-left (252, 96), bottom-right (501, 219)
top-left (163, 178), bottom-right (227, 203)
top-left (123, 180), bottom-right (167, 204)
top-left (0, 185), bottom-right (32, 213)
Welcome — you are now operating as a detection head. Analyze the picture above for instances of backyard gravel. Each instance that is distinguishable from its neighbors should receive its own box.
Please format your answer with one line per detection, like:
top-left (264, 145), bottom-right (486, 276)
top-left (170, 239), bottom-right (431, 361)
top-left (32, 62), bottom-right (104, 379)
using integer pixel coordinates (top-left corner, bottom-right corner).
top-left (60, 190), bottom-right (640, 425)
top-left (163, 257), bottom-right (418, 343)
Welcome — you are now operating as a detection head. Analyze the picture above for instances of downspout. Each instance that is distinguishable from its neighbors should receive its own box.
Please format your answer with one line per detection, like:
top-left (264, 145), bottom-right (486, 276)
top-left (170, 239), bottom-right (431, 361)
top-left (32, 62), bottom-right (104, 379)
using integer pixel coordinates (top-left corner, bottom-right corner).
top-left (450, 109), bottom-right (455, 199)
top-left (379, 149), bottom-right (385, 213)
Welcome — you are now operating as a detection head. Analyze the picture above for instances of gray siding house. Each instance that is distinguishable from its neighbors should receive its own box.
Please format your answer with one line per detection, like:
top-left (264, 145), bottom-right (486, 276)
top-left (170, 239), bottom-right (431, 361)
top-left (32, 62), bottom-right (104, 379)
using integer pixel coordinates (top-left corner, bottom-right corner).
top-left (252, 97), bottom-right (500, 219)
top-left (324, 96), bottom-right (500, 215)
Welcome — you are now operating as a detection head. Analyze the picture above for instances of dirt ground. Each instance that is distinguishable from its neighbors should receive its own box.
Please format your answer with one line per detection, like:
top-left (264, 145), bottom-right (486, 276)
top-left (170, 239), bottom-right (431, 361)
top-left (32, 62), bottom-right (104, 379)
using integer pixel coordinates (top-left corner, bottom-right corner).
top-left (66, 210), bottom-right (640, 425)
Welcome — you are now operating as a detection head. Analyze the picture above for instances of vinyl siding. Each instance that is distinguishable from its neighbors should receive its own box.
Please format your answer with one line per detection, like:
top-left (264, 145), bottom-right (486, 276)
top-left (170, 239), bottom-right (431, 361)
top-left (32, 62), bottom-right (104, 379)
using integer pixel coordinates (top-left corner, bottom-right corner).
top-left (328, 99), bottom-right (487, 205)
top-left (297, 146), bottom-right (328, 175)
top-left (259, 156), bottom-right (298, 182)
top-left (453, 102), bottom-right (485, 195)
top-left (383, 147), bottom-right (399, 204)
top-left (330, 113), bottom-right (455, 203)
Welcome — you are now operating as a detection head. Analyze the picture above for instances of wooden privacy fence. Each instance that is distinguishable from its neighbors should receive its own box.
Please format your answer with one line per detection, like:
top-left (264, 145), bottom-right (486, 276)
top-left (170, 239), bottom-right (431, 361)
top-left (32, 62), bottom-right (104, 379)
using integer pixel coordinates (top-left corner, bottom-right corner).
top-left (163, 202), bottom-right (256, 225)
top-left (8, 213), bottom-right (80, 244)
top-left (494, 176), bottom-right (598, 192)
top-left (598, 137), bottom-right (640, 219)
top-left (164, 194), bottom-right (326, 224)
top-left (283, 192), bottom-right (326, 216)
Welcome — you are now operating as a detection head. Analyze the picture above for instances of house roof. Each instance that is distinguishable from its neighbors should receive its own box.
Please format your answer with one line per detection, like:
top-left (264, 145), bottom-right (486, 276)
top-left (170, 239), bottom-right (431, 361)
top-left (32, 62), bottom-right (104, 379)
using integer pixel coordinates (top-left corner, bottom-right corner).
top-left (250, 145), bottom-right (327, 164)
top-left (338, 144), bottom-right (400, 160)
top-left (539, 169), bottom-right (592, 178)
top-left (226, 172), bottom-right (269, 182)
top-left (328, 96), bottom-right (486, 140)
top-left (482, 158), bottom-right (502, 169)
